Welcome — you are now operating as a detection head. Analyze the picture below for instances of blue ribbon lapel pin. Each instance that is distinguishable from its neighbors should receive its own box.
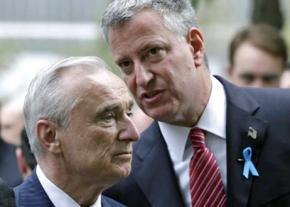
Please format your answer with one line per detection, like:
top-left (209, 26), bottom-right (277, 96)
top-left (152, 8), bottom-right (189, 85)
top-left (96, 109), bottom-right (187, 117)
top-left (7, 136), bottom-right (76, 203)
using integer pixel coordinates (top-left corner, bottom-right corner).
top-left (242, 147), bottom-right (259, 179)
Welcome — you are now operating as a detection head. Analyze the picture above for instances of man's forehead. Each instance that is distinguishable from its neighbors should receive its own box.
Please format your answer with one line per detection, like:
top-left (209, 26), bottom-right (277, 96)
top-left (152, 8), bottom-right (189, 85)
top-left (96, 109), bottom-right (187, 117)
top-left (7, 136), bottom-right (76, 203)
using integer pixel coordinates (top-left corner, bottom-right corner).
top-left (80, 73), bottom-right (131, 100)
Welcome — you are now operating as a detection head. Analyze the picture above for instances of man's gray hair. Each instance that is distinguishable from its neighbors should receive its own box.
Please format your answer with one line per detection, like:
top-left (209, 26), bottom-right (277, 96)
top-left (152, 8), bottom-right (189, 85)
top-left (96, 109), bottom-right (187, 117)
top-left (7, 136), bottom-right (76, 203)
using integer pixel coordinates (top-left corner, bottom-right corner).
top-left (101, 0), bottom-right (198, 42)
top-left (24, 56), bottom-right (109, 156)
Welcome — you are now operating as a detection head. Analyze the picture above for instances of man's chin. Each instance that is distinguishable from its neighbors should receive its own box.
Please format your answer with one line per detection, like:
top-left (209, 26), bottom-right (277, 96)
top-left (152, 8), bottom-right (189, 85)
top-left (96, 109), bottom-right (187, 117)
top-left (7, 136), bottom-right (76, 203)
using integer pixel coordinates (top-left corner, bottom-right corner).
top-left (147, 111), bottom-right (173, 123)
top-left (113, 162), bottom-right (132, 178)
top-left (119, 164), bottom-right (132, 178)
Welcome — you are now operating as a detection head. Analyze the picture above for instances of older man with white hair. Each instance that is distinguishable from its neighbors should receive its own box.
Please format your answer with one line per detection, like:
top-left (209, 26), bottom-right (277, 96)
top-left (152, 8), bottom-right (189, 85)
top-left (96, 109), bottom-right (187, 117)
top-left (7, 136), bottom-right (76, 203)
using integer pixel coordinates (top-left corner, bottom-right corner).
top-left (14, 56), bottom-right (139, 207)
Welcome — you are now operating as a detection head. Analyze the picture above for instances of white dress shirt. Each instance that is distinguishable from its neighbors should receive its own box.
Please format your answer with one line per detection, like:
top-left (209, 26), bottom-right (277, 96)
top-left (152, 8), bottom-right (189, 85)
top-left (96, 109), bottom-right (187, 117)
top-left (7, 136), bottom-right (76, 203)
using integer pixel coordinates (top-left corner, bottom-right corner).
top-left (36, 166), bottom-right (101, 207)
top-left (159, 76), bottom-right (227, 207)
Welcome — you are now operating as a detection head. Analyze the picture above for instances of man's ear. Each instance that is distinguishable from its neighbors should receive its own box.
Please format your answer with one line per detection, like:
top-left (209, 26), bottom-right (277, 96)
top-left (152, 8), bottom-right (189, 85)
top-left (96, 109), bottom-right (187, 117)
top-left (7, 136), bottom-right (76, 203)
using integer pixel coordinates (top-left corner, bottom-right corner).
top-left (187, 27), bottom-right (204, 68)
top-left (36, 119), bottom-right (61, 154)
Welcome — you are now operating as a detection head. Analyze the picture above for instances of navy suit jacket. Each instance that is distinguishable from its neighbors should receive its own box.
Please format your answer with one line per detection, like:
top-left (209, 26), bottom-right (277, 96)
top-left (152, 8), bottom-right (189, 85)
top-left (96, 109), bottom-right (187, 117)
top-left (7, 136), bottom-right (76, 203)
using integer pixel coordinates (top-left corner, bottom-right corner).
top-left (0, 139), bottom-right (22, 187)
top-left (0, 178), bottom-right (16, 207)
top-left (105, 77), bottom-right (290, 207)
top-left (14, 171), bottom-right (125, 207)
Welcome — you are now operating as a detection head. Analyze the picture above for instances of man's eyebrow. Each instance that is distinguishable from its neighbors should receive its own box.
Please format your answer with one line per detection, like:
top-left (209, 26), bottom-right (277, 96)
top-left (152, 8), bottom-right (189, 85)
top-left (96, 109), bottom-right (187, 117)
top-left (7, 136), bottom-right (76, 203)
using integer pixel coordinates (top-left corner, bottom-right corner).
top-left (263, 74), bottom-right (279, 78)
top-left (139, 41), bottom-right (166, 55)
top-left (95, 100), bottom-right (134, 115)
top-left (240, 73), bottom-right (254, 77)
top-left (96, 102), bottom-right (121, 115)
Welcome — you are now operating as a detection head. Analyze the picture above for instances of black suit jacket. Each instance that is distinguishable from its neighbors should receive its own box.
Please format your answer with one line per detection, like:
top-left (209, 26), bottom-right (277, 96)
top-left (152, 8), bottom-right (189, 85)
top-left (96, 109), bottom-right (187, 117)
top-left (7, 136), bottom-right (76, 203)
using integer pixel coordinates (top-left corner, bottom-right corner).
top-left (105, 77), bottom-right (290, 207)
top-left (14, 171), bottom-right (126, 207)
top-left (0, 178), bottom-right (15, 207)
top-left (0, 139), bottom-right (22, 187)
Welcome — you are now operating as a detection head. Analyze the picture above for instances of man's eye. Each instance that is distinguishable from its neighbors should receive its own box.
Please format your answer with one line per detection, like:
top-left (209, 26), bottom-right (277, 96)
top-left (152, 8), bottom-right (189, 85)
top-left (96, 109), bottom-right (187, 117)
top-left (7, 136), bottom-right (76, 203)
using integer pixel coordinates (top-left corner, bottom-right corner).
top-left (148, 47), bottom-right (162, 55)
top-left (149, 48), bottom-right (160, 55)
top-left (102, 112), bottom-right (116, 123)
top-left (263, 75), bottom-right (279, 83)
top-left (118, 60), bottom-right (133, 75)
top-left (126, 111), bottom-right (133, 117)
top-left (147, 47), bottom-right (166, 60)
top-left (241, 74), bottom-right (255, 84)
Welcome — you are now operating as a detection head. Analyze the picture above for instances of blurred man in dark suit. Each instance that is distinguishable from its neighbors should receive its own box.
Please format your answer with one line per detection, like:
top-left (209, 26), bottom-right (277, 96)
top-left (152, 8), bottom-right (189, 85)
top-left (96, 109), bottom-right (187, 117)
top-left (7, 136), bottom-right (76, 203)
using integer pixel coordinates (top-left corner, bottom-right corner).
top-left (0, 137), bottom-right (22, 187)
top-left (15, 129), bottom-right (37, 180)
top-left (0, 178), bottom-right (15, 207)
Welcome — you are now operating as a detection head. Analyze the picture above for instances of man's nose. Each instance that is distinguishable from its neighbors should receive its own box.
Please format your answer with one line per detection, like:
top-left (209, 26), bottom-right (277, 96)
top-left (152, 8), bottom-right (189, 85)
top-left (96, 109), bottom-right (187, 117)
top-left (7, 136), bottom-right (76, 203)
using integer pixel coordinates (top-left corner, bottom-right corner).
top-left (118, 116), bottom-right (140, 142)
top-left (135, 63), bottom-right (154, 87)
top-left (251, 78), bottom-right (266, 88)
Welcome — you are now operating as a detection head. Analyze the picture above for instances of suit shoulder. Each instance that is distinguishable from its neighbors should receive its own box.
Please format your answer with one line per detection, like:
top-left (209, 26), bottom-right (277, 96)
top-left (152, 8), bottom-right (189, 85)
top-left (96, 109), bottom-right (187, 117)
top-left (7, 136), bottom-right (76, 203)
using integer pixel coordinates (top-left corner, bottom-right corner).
top-left (246, 88), bottom-right (290, 114)
top-left (102, 195), bottom-right (126, 207)
top-left (247, 88), bottom-right (290, 102)
top-left (134, 122), bottom-right (161, 147)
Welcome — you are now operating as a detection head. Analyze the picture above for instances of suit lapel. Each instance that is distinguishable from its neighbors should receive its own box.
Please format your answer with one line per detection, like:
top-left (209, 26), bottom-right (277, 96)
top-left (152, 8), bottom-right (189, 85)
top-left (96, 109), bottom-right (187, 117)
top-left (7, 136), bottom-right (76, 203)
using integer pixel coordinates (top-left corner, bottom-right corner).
top-left (133, 122), bottom-right (185, 207)
top-left (14, 170), bottom-right (54, 207)
top-left (217, 77), bottom-right (268, 207)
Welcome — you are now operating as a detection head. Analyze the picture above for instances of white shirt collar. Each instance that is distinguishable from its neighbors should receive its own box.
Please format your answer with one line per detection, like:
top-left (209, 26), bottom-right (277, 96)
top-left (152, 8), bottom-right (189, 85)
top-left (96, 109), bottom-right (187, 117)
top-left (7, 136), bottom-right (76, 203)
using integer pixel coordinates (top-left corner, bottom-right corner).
top-left (159, 75), bottom-right (227, 162)
top-left (36, 165), bottom-right (101, 207)
top-left (197, 76), bottom-right (226, 138)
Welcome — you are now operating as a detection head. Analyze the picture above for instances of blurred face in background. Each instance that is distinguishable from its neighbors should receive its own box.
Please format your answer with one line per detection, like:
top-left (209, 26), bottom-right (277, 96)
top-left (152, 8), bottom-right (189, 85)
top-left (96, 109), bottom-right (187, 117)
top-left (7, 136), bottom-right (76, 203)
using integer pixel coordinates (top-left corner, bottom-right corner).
top-left (1, 103), bottom-right (23, 146)
top-left (228, 42), bottom-right (284, 88)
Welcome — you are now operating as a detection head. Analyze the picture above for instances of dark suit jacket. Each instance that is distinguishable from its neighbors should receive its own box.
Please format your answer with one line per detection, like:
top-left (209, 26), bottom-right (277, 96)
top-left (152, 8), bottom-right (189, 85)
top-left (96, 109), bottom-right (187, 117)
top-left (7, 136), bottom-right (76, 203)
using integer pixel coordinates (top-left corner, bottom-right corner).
top-left (14, 171), bottom-right (126, 207)
top-left (105, 77), bottom-right (290, 207)
top-left (0, 178), bottom-right (16, 207)
top-left (0, 139), bottom-right (22, 187)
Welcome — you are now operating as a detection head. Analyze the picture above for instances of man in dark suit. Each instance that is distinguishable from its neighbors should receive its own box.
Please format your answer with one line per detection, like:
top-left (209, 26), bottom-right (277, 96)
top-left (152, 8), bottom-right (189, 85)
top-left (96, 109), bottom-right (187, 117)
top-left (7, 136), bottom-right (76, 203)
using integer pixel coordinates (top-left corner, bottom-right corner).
top-left (14, 57), bottom-right (139, 207)
top-left (0, 138), bottom-right (22, 187)
top-left (15, 129), bottom-right (37, 180)
top-left (101, 0), bottom-right (290, 206)
top-left (0, 178), bottom-right (15, 207)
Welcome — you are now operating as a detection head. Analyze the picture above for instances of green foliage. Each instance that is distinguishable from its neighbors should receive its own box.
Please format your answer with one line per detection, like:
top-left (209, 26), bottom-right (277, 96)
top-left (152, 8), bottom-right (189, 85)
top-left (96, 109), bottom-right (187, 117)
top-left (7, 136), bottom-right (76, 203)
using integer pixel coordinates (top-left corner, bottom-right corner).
top-left (95, 37), bottom-right (121, 76)
top-left (0, 40), bottom-right (23, 71)
top-left (252, 0), bottom-right (284, 30)
top-left (191, 0), bottom-right (213, 8)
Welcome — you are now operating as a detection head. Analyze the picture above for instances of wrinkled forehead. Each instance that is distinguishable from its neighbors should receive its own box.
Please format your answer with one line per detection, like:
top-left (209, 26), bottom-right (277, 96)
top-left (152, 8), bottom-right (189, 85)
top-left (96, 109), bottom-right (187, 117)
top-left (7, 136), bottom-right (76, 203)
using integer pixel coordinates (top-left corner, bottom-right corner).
top-left (74, 71), bottom-right (133, 104)
top-left (54, 65), bottom-right (130, 103)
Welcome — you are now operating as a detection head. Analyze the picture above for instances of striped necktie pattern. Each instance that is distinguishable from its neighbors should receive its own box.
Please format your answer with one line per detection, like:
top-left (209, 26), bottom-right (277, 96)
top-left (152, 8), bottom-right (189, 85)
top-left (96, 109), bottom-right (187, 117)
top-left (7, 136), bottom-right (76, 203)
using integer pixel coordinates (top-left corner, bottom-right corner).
top-left (189, 128), bottom-right (226, 207)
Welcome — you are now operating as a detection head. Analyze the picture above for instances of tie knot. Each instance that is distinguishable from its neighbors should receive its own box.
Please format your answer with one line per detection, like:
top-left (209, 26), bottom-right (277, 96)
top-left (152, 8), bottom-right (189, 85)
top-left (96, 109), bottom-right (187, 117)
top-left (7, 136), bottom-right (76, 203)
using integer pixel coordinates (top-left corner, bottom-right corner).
top-left (189, 128), bottom-right (206, 149)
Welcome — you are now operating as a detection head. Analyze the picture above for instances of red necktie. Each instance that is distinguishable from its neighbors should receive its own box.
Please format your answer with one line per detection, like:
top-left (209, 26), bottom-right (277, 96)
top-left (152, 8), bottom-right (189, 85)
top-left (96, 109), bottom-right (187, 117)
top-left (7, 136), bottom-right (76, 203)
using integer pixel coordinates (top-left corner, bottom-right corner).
top-left (189, 128), bottom-right (227, 207)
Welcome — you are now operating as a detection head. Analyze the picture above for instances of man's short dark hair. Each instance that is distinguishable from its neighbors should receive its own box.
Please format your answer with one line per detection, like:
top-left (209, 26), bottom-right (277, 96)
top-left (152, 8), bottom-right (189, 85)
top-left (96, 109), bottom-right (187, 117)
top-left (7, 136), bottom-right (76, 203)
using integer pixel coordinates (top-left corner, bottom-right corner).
top-left (229, 24), bottom-right (288, 68)
top-left (20, 129), bottom-right (37, 170)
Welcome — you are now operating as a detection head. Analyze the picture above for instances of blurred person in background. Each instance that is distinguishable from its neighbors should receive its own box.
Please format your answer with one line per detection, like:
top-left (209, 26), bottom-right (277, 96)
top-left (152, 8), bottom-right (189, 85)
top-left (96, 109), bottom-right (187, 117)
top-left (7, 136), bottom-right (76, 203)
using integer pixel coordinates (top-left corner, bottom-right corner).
top-left (15, 129), bottom-right (37, 180)
top-left (14, 56), bottom-right (139, 207)
top-left (0, 103), bottom-right (22, 187)
top-left (0, 177), bottom-right (15, 207)
top-left (0, 137), bottom-right (22, 188)
top-left (0, 99), bottom-right (24, 146)
top-left (280, 63), bottom-right (290, 88)
top-left (227, 24), bottom-right (288, 88)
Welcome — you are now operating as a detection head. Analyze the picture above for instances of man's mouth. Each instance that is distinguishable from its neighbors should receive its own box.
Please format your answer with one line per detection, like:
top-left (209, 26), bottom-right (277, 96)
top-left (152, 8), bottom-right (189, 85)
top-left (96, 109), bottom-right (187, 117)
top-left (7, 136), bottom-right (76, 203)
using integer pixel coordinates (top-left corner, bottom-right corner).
top-left (113, 151), bottom-right (132, 160)
top-left (141, 89), bottom-right (164, 105)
